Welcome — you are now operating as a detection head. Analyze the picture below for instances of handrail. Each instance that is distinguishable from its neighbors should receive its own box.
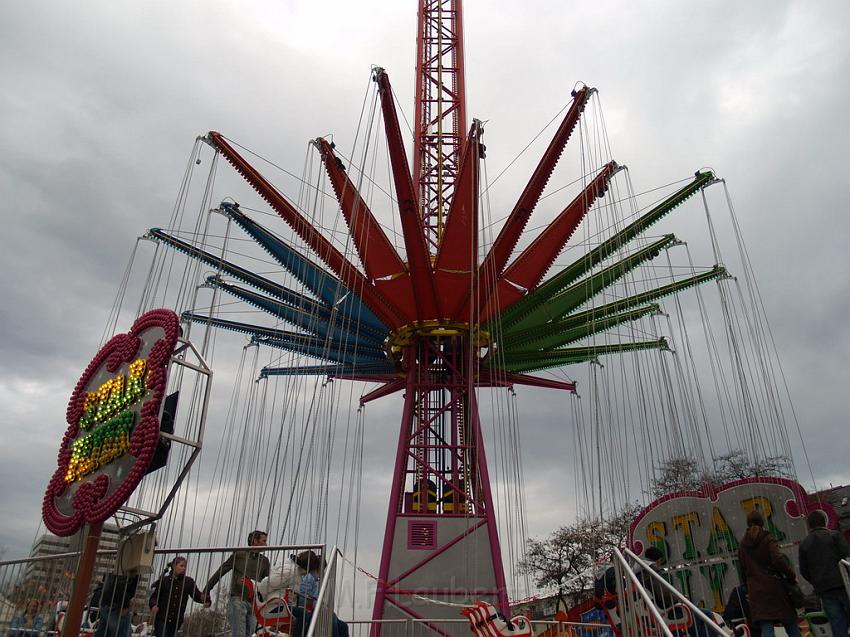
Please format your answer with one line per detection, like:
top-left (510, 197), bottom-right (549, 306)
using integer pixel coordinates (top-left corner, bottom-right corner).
top-left (0, 550), bottom-right (96, 566)
top-left (622, 548), bottom-right (728, 637)
top-left (306, 545), bottom-right (341, 637)
top-left (0, 543), bottom-right (326, 567)
top-left (840, 558), bottom-right (850, 600)
top-left (612, 548), bottom-right (675, 637)
top-left (154, 543), bottom-right (325, 555)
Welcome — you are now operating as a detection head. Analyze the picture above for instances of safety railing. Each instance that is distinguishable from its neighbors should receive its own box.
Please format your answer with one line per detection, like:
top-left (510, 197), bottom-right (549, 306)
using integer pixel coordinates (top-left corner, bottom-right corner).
top-left (305, 545), bottom-right (340, 637)
top-left (1, 548), bottom-right (95, 637)
top-left (3, 541), bottom-right (622, 637)
top-left (0, 542), bottom-right (328, 637)
top-left (343, 617), bottom-right (610, 636)
top-left (612, 548), bottom-right (728, 637)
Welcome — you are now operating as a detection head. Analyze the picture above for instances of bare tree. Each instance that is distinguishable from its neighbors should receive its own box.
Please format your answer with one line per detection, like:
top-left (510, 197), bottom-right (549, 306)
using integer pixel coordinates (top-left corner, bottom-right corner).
top-left (649, 451), bottom-right (792, 498)
top-left (519, 522), bottom-right (603, 610)
top-left (713, 450), bottom-right (792, 482)
top-left (649, 456), bottom-right (714, 498)
top-left (518, 504), bottom-right (641, 610)
top-left (604, 502), bottom-right (644, 547)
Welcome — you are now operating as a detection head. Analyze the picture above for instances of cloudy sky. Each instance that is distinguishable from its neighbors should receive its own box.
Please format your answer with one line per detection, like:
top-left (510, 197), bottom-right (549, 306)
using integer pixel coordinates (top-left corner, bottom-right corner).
top-left (2, 0), bottom-right (850, 606)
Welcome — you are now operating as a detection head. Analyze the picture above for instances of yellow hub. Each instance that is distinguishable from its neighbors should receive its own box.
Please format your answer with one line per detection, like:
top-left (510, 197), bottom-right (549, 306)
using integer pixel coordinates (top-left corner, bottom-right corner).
top-left (385, 321), bottom-right (491, 359)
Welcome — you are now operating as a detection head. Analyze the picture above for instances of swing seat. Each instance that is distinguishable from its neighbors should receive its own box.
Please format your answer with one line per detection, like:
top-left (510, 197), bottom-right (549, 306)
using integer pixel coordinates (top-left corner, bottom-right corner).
top-left (462, 601), bottom-right (532, 637)
top-left (131, 621), bottom-right (150, 637)
top-left (243, 578), bottom-right (293, 635)
top-left (55, 601), bottom-right (96, 637)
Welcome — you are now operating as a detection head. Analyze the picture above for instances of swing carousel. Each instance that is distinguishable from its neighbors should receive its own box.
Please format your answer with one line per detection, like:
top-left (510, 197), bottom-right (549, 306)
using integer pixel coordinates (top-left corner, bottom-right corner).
top-left (38, 2), bottom-right (829, 637)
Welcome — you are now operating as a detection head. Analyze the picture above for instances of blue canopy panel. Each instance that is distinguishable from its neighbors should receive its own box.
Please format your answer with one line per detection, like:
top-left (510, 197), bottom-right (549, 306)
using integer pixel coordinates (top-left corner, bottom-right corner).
top-left (255, 336), bottom-right (387, 367)
top-left (260, 362), bottom-right (397, 378)
top-left (221, 203), bottom-right (386, 332)
top-left (181, 312), bottom-right (317, 340)
top-left (147, 228), bottom-right (333, 312)
top-left (181, 313), bottom-right (387, 366)
top-left (147, 226), bottom-right (389, 337)
top-left (207, 278), bottom-right (388, 346)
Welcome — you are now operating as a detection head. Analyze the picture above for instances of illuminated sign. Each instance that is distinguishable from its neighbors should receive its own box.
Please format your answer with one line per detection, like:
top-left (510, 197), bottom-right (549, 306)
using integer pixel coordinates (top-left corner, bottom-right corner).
top-left (43, 309), bottom-right (180, 536)
top-left (627, 478), bottom-right (834, 612)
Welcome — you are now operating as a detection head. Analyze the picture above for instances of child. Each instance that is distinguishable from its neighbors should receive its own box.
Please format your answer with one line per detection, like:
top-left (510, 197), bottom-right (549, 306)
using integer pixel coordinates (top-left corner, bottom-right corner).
top-left (149, 557), bottom-right (209, 637)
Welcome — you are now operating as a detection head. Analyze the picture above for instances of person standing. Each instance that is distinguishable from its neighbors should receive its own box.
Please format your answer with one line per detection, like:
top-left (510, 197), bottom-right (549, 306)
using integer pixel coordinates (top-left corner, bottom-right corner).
top-left (92, 572), bottom-right (139, 637)
top-left (289, 550), bottom-right (348, 637)
top-left (738, 510), bottom-right (802, 637)
top-left (289, 550), bottom-right (321, 637)
top-left (204, 531), bottom-right (270, 637)
top-left (149, 556), bottom-right (210, 637)
top-left (798, 509), bottom-right (850, 636)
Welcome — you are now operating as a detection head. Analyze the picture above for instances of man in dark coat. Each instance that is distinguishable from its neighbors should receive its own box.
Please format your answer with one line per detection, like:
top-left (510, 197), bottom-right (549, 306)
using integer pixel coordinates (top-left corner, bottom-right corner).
top-left (798, 509), bottom-right (850, 637)
top-left (92, 573), bottom-right (139, 637)
top-left (149, 556), bottom-right (209, 637)
top-left (738, 511), bottom-right (801, 637)
top-left (205, 531), bottom-right (270, 637)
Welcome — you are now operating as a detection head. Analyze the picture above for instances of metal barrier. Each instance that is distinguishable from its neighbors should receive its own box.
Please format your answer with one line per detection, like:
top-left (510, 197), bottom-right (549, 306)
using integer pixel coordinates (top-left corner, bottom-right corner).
top-left (305, 546), bottom-right (339, 637)
top-left (343, 618), bottom-right (609, 636)
top-left (612, 548), bottom-right (728, 637)
top-left (2, 542), bottom-right (617, 637)
top-left (0, 543), bottom-right (327, 637)
top-left (1, 549), bottom-right (93, 637)
top-left (613, 549), bottom-right (674, 637)
top-left (841, 558), bottom-right (850, 602)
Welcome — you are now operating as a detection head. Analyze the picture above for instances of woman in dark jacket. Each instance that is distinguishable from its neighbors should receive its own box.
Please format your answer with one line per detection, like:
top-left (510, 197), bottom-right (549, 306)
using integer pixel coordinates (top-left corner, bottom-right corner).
top-left (149, 557), bottom-right (209, 637)
top-left (737, 511), bottom-right (801, 637)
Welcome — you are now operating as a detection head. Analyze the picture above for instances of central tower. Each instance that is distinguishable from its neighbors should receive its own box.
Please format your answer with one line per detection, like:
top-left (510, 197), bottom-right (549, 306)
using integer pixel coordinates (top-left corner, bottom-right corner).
top-left (369, 2), bottom-right (510, 632)
top-left (369, 326), bottom-right (510, 633)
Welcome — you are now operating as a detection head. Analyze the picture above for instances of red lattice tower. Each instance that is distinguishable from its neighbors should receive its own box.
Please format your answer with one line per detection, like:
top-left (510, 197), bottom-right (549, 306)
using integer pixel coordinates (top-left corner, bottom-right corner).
top-left (414, 0), bottom-right (468, 251)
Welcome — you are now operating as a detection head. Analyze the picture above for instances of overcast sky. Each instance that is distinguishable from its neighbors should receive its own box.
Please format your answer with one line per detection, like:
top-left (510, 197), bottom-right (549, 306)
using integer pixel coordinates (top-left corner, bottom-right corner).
top-left (2, 0), bottom-right (850, 606)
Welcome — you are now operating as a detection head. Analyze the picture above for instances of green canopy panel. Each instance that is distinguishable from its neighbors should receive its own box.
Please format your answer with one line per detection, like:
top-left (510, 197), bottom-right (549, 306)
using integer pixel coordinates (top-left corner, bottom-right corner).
top-left (499, 265), bottom-right (727, 346)
top-left (492, 170), bottom-right (715, 331)
top-left (493, 338), bottom-right (668, 373)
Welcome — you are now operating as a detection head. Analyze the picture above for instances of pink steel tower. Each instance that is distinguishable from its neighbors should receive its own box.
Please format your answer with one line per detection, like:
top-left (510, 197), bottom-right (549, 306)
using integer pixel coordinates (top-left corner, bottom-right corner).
top-left (369, 1), bottom-right (575, 633)
top-left (368, 1), bottom-right (509, 632)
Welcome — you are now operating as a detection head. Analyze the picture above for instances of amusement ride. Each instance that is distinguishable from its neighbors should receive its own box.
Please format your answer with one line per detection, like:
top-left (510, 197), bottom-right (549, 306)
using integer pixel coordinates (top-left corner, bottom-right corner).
top-left (31, 2), bottom-right (825, 637)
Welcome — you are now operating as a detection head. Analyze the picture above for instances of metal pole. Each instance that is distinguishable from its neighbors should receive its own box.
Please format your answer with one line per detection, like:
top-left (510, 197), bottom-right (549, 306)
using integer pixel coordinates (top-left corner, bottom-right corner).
top-left (62, 521), bottom-right (103, 637)
top-left (840, 558), bottom-right (850, 599)
top-left (613, 557), bottom-right (630, 637)
top-left (467, 388), bottom-right (510, 616)
top-left (371, 344), bottom-right (419, 636)
top-left (613, 548), bottom-right (675, 637)
top-left (623, 548), bottom-right (729, 637)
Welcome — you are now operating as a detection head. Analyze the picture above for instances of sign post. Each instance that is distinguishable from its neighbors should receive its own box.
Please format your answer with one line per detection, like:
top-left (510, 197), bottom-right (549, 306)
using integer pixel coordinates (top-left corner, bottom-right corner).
top-left (62, 522), bottom-right (103, 637)
top-left (42, 309), bottom-right (181, 636)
